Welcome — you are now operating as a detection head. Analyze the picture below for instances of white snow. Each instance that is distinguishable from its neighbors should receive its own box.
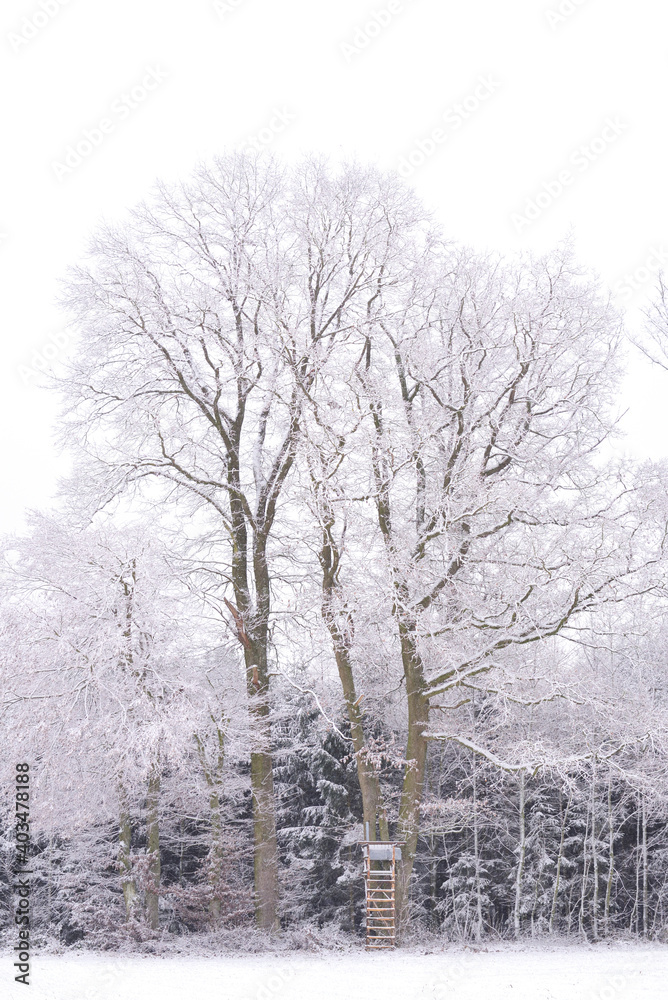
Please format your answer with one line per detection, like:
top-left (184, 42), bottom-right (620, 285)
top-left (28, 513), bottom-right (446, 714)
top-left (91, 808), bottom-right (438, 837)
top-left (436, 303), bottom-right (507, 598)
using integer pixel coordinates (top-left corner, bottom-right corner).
top-left (4, 945), bottom-right (667, 1000)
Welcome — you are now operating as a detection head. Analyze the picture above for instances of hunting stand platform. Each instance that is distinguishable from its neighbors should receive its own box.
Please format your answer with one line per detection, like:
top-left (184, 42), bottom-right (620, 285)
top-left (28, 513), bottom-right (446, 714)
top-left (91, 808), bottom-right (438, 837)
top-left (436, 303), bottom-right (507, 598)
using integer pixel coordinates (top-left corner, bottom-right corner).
top-left (359, 835), bottom-right (404, 950)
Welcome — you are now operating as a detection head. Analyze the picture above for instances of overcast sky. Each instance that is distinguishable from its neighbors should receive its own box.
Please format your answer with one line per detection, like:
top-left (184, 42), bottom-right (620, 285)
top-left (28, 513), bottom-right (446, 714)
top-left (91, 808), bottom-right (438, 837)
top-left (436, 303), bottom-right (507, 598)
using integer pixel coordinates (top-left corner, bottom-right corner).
top-left (3, 0), bottom-right (667, 531)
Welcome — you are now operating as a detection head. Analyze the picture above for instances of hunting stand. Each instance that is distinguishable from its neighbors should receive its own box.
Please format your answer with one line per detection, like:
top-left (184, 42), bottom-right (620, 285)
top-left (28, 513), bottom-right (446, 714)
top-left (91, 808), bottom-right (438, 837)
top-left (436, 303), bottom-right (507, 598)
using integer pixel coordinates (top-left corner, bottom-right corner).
top-left (359, 828), bottom-right (404, 950)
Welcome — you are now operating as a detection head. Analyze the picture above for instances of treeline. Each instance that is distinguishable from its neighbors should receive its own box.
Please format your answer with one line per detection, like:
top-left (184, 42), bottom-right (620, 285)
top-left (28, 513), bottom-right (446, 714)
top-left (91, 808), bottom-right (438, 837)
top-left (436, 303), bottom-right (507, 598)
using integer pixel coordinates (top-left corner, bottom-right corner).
top-left (2, 693), bottom-right (667, 945)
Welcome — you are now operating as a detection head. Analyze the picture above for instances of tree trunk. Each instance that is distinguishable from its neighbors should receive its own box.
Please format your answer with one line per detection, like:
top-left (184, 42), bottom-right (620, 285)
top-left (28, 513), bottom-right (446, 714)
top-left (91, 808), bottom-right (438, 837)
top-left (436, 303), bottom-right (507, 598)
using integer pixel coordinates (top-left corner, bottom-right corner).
top-left (604, 770), bottom-right (614, 934)
top-left (248, 541), bottom-right (280, 931)
top-left (145, 766), bottom-right (161, 930)
top-left (395, 616), bottom-right (430, 935)
top-left (208, 792), bottom-right (223, 921)
top-left (632, 798), bottom-right (640, 934)
top-left (317, 507), bottom-right (388, 841)
top-left (590, 759), bottom-right (599, 940)
top-left (248, 741), bottom-right (278, 930)
top-left (579, 801), bottom-right (590, 939)
top-left (549, 784), bottom-right (571, 934)
top-left (118, 785), bottom-right (137, 921)
top-left (178, 818), bottom-right (185, 886)
top-left (330, 632), bottom-right (388, 841)
top-left (196, 726), bottom-right (226, 921)
top-left (642, 791), bottom-right (648, 938)
top-left (228, 448), bottom-right (281, 931)
top-left (443, 837), bottom-right (461, 937)
top-left (513, 770), bottom-right (526, 940)
top-left (472, 761), bottom-right (483, 941)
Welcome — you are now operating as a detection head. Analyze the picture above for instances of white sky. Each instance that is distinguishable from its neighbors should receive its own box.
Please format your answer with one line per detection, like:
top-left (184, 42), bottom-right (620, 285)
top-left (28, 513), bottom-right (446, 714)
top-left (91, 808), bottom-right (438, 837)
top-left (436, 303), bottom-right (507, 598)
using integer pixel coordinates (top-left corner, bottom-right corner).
top-left (2, 0), bottom-right (668, 531)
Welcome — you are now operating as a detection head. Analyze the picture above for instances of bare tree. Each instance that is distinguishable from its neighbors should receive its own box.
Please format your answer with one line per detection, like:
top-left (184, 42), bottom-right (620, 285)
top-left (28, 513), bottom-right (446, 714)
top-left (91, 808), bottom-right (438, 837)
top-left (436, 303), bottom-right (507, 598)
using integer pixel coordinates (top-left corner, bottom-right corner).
top-left (59, 153), bottom-right (428, 928)
top-left (0, 514), bottom-right (195, 929)
top-left (347, 244), bottom-right (666, 929)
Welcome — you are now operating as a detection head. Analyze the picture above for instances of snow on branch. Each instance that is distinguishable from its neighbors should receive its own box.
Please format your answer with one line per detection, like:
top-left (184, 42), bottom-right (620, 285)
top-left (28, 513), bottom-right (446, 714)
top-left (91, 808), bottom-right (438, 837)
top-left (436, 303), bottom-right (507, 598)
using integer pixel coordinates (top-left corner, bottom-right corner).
top-left (425, 732), bottom-right (653, 776)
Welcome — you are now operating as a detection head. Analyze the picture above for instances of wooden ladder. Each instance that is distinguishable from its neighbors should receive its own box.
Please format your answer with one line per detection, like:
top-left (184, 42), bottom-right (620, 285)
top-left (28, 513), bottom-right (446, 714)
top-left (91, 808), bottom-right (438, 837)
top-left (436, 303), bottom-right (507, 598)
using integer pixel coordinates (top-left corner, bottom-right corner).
top-left (363, 850), bottom-right (397, 949)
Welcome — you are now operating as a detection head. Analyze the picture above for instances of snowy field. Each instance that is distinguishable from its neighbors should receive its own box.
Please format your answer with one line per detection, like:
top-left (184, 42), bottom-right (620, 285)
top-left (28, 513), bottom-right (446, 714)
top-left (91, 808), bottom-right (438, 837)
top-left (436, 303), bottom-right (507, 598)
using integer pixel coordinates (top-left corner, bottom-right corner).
top-left (4, 946), bottom-right (667, 1000)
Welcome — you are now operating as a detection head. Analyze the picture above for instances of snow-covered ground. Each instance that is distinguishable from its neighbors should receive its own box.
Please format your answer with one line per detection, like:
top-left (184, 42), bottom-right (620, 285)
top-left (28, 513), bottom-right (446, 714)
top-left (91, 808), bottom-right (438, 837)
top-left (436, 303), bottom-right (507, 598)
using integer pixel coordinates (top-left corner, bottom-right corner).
top-left (4, 945), bottom-right (667, 1000)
